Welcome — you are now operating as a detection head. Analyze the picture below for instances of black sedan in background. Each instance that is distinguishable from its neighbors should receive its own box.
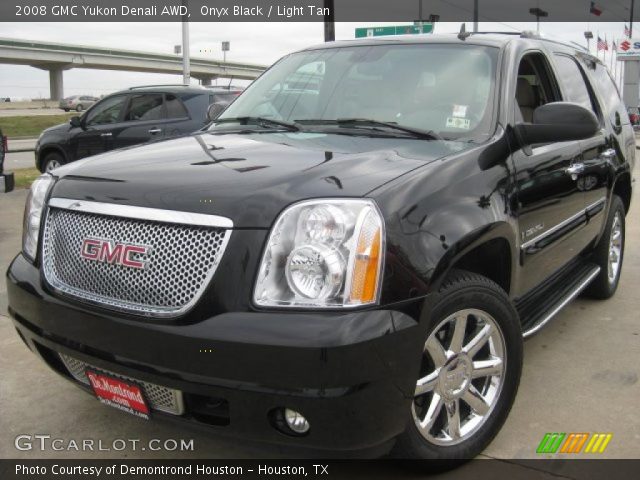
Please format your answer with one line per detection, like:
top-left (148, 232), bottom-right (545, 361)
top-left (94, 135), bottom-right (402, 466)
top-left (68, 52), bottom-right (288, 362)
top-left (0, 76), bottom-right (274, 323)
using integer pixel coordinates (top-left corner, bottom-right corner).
top-left (36, 85), bottom-right (217, 172)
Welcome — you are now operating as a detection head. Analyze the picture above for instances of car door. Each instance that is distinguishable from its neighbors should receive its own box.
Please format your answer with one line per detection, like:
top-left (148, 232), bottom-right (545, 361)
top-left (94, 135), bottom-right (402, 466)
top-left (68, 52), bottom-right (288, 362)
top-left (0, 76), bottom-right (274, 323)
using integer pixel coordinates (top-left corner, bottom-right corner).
top-left (70, 94), bottom-right (127, 160)
top-left (112, 93), bottom-right (166, 150)
top-left (510, 51), bottom-right (588, 294)
top-left (579, 59), bottom-right (633, 241)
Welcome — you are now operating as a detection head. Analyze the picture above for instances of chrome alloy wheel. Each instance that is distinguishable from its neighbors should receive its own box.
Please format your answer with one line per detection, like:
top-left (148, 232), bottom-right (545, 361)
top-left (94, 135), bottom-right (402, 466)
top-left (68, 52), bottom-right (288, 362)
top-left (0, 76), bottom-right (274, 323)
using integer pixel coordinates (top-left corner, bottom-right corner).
top-left (607, 212), bottom-right (623, 284)
top-left (45, 159), bottom-right (61, 172)
top-left (412, 309), bottom-right (506, 446)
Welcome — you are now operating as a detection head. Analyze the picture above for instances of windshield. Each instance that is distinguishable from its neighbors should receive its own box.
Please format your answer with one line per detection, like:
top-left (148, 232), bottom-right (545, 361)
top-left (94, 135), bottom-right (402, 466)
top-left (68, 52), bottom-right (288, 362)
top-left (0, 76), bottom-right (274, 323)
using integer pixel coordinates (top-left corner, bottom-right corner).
top-left (214, 43), bottom-right (499, 141)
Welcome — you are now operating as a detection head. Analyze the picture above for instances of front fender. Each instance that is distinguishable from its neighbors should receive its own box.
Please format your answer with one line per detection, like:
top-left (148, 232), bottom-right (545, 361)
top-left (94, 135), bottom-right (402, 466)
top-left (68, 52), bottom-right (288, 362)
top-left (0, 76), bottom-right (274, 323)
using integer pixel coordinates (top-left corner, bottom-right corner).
top-left (372, 139), bottom-right (518, 306)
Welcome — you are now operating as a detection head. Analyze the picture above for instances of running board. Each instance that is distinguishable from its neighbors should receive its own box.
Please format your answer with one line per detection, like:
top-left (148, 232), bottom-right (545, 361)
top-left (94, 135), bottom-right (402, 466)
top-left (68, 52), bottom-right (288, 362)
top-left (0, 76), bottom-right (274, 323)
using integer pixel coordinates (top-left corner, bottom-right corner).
top-left (517, 263), bottom-right (601, 338)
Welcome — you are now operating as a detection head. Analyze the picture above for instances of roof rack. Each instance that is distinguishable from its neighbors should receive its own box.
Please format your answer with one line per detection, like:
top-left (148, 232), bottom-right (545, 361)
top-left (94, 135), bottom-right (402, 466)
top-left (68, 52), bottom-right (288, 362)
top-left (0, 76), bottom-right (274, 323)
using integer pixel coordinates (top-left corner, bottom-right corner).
top-left (568, 41), bottom-right (590, 53)
top-left (463, 30), bottom-right (590, 53)
top-left (128, 84), bottom-right (194, 90)
top-left (468, 31), bottom-right (522, 36)
top-left (204, 85), bottom-right (243, 90)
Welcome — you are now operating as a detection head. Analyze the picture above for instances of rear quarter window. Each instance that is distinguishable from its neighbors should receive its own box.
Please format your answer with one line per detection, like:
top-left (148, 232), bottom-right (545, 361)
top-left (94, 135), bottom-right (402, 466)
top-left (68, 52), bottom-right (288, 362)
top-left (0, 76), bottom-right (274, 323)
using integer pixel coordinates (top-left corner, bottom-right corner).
top-left (165, 94), bottom-right (189, 118)
top-left (180, 93), bottom-right (209, 121)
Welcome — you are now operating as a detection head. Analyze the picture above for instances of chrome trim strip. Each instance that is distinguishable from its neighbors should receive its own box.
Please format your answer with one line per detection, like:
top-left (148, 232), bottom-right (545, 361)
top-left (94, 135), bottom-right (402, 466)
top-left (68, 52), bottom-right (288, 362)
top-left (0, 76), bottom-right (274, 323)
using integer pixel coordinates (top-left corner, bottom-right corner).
top-left (520, 197), bottom-right (606, 250)
top-left (522, 266), bottom-right (600, 338)
top-left (520, 209), bottom-right (586, 249)
top-left (585, 197), bottom-right (607, 214)
top-left (48, 198), bottom-right (234, 229)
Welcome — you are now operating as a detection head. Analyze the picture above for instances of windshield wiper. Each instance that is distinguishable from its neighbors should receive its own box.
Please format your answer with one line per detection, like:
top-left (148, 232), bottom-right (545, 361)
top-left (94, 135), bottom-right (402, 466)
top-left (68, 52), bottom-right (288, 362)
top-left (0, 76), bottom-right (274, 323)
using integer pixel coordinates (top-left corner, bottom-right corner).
top-left (296, 118), bottom-right (443, 140)
top-left (214, 116), bottom-right (300, 132)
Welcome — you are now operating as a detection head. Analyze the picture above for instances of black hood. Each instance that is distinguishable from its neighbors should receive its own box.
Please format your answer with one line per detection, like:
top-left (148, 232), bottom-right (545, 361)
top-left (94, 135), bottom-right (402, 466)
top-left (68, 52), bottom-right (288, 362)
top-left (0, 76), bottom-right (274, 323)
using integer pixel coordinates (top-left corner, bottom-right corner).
top-left (42, 122), bottom-right (72, 135)
top-left (51, 131), bottom-right (464, 228)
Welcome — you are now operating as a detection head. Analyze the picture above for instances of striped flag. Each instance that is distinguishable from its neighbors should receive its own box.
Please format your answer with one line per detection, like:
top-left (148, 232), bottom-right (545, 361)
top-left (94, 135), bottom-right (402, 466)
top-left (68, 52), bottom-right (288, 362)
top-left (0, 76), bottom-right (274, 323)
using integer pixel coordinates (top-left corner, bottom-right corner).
top-left (597, 36), bottom-right (608, 51)
top-left (624, 24), bottom-right (631, 37)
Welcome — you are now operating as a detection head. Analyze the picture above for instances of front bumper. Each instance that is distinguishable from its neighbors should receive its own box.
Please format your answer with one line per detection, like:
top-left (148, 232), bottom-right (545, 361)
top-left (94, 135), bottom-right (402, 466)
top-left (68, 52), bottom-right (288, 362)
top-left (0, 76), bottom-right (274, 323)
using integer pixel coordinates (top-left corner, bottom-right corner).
top-left (7, 253), bottom-right (426, 454)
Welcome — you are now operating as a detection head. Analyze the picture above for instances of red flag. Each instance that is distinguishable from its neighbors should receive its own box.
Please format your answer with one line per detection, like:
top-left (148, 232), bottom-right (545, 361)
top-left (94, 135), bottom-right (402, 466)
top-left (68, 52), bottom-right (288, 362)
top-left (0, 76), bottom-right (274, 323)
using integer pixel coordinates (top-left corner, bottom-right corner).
top-left (590, 2), bottom-right (603, 16)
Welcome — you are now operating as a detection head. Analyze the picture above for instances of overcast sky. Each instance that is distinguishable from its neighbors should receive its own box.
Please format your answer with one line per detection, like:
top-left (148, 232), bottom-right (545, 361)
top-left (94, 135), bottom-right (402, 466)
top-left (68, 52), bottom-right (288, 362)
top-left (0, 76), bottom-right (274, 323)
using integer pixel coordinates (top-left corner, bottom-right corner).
top-left (0, 21), bottom-right (632, 99)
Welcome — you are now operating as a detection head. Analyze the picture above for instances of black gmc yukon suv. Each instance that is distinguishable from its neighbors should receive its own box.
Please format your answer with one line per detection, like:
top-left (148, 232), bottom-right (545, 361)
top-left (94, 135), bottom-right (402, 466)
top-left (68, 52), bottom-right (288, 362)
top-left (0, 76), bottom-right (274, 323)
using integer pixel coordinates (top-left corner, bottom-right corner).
top-left (7, 33), bottom-right (634, 459)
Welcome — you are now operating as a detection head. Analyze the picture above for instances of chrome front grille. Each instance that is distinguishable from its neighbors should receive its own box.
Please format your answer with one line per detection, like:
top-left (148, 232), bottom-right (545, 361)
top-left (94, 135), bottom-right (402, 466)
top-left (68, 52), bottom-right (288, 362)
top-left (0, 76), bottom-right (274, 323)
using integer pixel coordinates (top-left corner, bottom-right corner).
top-left (42, 200), bottom-right (231, 317)
top-left (58, 353), bottom-right (184, 415)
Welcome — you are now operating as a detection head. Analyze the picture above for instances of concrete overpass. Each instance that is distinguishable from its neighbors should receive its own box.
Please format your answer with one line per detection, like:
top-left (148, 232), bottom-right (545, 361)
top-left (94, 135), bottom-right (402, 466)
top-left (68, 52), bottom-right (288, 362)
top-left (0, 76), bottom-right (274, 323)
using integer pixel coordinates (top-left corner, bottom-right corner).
top-left (0, 38), bottom-right (267, 100)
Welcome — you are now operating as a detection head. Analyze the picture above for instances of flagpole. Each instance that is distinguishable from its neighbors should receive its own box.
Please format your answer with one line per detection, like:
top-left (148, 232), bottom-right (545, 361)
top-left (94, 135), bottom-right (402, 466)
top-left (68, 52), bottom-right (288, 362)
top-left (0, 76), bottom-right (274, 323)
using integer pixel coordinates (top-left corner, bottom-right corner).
top-left (620, 62), bottom-right (624, 94)
top-left (611, 42), bottom-right (615, 73)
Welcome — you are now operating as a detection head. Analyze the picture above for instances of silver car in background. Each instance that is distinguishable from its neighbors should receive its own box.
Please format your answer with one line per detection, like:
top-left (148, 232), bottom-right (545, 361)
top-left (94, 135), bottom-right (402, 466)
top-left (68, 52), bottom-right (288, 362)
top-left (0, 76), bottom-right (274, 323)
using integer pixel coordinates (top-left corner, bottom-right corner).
top-left (59, 95), bottom-right (99, 112)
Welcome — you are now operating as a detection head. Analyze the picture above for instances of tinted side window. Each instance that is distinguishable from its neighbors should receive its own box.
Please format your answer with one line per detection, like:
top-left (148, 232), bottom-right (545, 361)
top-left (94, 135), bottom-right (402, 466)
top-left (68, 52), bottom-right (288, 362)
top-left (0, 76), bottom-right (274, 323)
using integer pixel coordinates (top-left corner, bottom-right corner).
top-left (180, 93), bottom-right (206, 118)
top-left (165, 94), bottom-right (189, 118)
top-left (86, 95), bottom-right (127, 126)
top-left (124, 94), bottom-right (164, 121)
top-left (591, 63), bottom-right (628, 126)
top-left (553, 55), bottom-right (596, 113)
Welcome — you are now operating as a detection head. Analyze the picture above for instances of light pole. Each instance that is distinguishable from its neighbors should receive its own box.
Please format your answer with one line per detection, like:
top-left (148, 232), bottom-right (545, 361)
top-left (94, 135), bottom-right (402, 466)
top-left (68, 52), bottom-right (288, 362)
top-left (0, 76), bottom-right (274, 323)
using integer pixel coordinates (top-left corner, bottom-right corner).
top-left (473, 0), bottom-right (479, 32)
top-left (181, 0), bottom-right (190, 85)
top-left (221, 41), bottom-right (230, 66)
top-left (324, 0), bottom-right (335, 42)
top-left (584, 31), bottom-right (593, 52)
top-left (529, 7), bottom-right (548, 34)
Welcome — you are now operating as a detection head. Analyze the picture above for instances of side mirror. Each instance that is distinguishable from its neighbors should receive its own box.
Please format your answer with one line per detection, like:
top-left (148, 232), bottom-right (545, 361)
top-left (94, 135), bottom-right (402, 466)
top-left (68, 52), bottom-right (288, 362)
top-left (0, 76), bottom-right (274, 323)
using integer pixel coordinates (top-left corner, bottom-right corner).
top-left (207, 102), bottom-right (227, 122)
top-left (515, 102), bottom-right (599, 146)
top-left (69, 116), bottom-right (82, 128)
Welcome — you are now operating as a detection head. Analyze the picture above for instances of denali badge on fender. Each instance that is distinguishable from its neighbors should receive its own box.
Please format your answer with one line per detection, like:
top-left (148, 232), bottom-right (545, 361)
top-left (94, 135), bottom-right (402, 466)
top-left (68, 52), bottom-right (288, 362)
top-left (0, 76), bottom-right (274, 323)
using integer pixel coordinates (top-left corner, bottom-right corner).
top-left (80, 238), bottom-right (150, 270)
top-left (7, 32), bottom-right (633, 462)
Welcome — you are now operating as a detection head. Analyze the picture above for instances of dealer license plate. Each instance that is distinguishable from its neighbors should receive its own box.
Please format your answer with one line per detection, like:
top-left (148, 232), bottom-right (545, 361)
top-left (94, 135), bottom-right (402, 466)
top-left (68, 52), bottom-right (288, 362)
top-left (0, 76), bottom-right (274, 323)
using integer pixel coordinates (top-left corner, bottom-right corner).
top-left (85, 369), bottom-right (150, 420)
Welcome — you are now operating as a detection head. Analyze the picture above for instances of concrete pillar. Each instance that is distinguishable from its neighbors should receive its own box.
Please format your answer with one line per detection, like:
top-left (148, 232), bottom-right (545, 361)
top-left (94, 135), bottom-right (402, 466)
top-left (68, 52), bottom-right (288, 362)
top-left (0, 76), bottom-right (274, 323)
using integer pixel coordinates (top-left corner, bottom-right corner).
top-left (623, 60), bottom-right (640, 109)
top-left (49, 68), bottom-right (64, 101)
top-left (199, 76), bottom-right (214, 86)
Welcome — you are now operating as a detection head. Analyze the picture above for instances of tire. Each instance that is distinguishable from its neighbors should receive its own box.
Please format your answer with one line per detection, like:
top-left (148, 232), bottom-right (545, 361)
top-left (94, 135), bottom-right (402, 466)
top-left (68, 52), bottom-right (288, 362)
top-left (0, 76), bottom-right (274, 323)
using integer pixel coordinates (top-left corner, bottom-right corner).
top-left (76, 105), bottom-right (83, 112)
top-left (63, 109), bottom-right (69, 112)
top-left (584, 195), bottom-right (625, 299)
top-left (392, 270), bottom-right (523, 461)
top-left (41, 152), bottom-right (64, 173)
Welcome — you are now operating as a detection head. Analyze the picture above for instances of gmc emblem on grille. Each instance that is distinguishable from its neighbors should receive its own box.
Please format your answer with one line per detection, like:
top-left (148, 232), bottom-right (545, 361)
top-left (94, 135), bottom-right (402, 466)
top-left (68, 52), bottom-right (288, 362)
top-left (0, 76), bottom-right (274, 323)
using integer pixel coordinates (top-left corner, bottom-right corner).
top-left (80, 238), bottom-right (150, 269)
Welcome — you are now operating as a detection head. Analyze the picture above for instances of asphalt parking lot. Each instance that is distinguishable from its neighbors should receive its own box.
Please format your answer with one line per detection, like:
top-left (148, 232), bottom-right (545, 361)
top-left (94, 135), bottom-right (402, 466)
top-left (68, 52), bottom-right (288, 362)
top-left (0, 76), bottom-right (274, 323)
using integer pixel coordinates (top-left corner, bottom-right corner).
top-left (0, 161), bottom-right (638, 471)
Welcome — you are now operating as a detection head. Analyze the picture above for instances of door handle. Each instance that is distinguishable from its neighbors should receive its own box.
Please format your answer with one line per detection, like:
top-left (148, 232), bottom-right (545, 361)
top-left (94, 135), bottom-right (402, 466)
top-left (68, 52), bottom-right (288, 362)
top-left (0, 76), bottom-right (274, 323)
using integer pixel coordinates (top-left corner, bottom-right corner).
top-left (565, 163), bottom-right (585, 175)
top-left (601, 148), bottom-right (616, 159)
top-left (100, 132), bottom-right (112, 137)
top-left (148, 128), bottom-right (162, 134)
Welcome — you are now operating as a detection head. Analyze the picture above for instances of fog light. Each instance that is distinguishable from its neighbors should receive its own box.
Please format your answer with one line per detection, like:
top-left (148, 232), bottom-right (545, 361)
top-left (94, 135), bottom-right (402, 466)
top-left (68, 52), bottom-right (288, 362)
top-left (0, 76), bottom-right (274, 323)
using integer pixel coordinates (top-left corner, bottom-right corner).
top-left (284, 408), bottom-right (310, 434)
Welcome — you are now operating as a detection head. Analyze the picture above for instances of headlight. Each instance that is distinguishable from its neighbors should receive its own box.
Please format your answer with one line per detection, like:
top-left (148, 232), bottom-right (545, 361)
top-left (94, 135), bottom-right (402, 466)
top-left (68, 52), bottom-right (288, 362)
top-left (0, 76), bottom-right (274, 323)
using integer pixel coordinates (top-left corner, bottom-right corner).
top-left (22, 174), bottom-right (54, 261)
top-left (254, 199), bottom-right (385, 308)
